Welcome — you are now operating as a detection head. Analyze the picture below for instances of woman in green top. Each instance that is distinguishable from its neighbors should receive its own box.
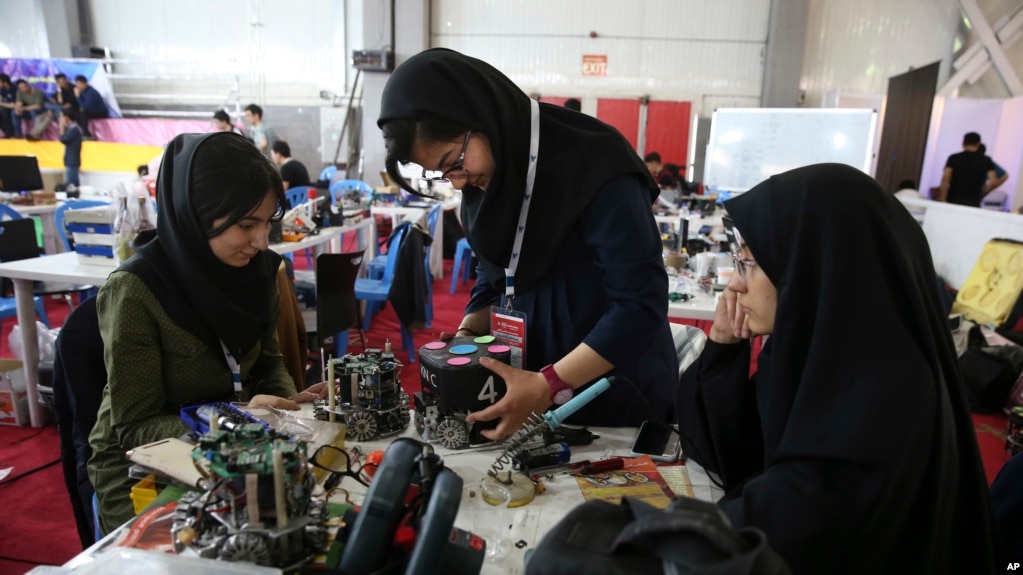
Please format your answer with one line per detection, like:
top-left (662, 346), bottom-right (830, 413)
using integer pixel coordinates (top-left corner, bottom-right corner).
top-left (88, 132), bottom-right (306, 532)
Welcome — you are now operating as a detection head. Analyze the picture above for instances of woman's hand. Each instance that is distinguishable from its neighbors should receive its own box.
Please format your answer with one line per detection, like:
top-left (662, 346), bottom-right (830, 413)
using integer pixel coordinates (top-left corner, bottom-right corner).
top-left (289, 382), bottom-right (329, 403)
top-left (466, 356), bottom-right (552, 441)
top-left (710, 288), bottom-right (750, 344)
top-left (249, 394), bottom-right (299, 411)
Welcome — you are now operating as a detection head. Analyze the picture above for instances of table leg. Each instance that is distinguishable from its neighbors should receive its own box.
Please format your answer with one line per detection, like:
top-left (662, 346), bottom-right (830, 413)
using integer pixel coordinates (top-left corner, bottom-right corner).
top-left (14, 279), bottom-right (45, 427)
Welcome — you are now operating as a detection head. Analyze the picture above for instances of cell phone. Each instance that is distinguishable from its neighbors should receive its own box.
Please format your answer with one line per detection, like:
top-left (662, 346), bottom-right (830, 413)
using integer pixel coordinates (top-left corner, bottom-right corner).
top-left (630, 421), bottom-right (681, 463)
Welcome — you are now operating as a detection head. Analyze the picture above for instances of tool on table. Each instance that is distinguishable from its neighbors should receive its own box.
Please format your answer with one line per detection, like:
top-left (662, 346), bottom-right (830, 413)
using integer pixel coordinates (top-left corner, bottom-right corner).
top-left (562, 457), bottom-right (625, 476)
top-left (479, 378), bottom-right (612, 507)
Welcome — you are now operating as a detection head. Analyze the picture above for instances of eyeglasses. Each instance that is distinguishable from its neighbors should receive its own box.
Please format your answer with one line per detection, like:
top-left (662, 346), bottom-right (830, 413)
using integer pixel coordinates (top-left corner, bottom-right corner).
top-left (310, 444), bottom-right (369, 489)
top-left (421, 131), bottom-right (471, 184)
top-left (731, 249), bottom-right (758, 280)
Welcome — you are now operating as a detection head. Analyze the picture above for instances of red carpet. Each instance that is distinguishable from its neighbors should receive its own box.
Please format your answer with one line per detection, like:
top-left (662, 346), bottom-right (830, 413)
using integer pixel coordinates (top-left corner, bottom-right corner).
top-left (0, 251), bottom-right (1014, 574)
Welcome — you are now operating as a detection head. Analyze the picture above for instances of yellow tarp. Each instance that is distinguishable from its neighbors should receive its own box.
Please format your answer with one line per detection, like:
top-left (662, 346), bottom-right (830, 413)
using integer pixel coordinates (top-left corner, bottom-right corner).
top-left (0, 140), bottom-right (162, 173)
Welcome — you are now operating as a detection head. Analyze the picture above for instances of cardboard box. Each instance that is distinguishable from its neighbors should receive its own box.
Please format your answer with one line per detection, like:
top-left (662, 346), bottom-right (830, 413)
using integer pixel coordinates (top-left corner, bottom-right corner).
top-left (0, 359), bottom-right (28, 426)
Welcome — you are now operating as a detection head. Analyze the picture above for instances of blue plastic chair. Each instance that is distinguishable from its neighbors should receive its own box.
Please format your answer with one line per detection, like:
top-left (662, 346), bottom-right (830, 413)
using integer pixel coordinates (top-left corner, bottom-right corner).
top-left (319, 165), bottom-right (337, 183)
top-left (283, 185), bottom-right (316, 268)
top-left (53, 200), bottom-right (112, 252)
top-left (0, 204), bottom-right (22, 221)
top-left (450, 237), bottom-right (473, 294)
top-left (329, 180), bottom-right (373, 207)
top-left (354, 225), bottom-right (415, 362)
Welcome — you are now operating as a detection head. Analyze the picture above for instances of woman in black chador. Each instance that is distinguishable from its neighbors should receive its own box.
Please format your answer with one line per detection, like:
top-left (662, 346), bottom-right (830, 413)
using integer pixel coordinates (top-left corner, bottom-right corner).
top-left (677, 163), bottom-right (997, 573)
top-left (378, 48), bottom-right (677, 440)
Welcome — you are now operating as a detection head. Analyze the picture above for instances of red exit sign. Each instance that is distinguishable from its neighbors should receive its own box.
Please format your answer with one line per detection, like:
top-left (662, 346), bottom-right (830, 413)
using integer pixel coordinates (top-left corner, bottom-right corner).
top-left (582, 54), bottom-right (608, 76)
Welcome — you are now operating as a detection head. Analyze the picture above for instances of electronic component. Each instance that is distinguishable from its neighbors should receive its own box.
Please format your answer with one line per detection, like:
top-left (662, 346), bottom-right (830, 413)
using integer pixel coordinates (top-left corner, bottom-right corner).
top-left (170, 424), bottom-right (328, 570)
top-left (313, 347), bottom-right (411, 442)
top-left (180, 402), bottom-right (272, 436)
top-left (513, 442), bottom-right (571, 473)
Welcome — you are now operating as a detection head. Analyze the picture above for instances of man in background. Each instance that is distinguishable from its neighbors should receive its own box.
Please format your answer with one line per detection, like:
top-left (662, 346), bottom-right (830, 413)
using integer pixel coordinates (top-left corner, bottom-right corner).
top-left (46, 73), bottom-right (79, 120)
top-left (564, 98), bottom-right (582, 112)
top-left (14, 80), bottom-right (50, 141)
top-left (894, 179), bottom-right (924, 199)
top-left (243, 103), bottom-right (277, 156)
top-left (59, 111), bottom-right (82, 187)
top-left (74, 75), bottom-right (109, 140)
top-left (212, 110), bottom-right (243, 134)
top-left (0, 74), bottom-right (16, 138)
top-left (644, 151), bottom-right (676, 188)
top-left (271, 140), bottom-right (310, 191)
top-left (939, 132), bottom-right (997, 207)
top-left (977, 143), bottom-right (1009, 192)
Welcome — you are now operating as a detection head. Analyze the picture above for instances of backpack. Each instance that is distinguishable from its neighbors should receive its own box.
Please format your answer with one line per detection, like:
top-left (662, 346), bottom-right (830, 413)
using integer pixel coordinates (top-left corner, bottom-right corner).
top-left (524, 496), bottom-right (791, 575)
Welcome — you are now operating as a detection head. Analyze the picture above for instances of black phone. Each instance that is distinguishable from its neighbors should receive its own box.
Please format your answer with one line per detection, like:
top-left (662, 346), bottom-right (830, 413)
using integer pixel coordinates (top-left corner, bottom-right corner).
top-left (630, 421), bottom-right (681, 463)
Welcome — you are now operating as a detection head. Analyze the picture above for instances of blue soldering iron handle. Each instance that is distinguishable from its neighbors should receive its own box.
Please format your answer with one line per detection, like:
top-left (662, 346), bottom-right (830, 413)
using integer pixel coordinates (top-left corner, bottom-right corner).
top-left (543, 377), bottom-right (612, 429)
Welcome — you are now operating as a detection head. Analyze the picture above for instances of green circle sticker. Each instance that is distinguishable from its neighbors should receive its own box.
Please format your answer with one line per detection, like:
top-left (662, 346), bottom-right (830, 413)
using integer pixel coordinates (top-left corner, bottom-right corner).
top-left (473, 335), bottom-right (496, 344)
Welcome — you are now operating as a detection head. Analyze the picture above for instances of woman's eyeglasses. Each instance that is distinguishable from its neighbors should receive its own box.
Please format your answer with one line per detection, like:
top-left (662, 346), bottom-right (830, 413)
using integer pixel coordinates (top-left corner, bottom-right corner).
top-left (421, 131), bottom-right (471, 184)
top-left (310, 444), bottom-right (369, 489)
top-left (731, 250), bottom-right (758, 280)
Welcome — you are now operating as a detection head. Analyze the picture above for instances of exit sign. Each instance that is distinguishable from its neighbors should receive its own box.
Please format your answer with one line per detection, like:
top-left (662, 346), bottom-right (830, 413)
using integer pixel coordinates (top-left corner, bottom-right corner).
top-left (582, 54), bottom-right (608, 76)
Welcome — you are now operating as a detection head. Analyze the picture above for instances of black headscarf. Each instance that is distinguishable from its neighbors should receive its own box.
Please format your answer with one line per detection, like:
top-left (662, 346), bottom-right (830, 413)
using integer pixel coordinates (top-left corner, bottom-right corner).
top-left (722, 164), bottom-right (995, 572)
top-left (378, 48), bottom-right (657, 293)
top-left (121, 132), bottom-right (282, 358)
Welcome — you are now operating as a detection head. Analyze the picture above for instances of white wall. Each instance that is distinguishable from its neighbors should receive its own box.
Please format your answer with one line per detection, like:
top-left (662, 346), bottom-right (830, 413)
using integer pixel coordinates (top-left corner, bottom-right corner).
top-left (0, 0), bottom-right (51, 58)
top-left (919, 96), bottom-right (1023, 211)
top-left (900, 197), bottom-right (1023, 289)
top-left (430, 0), bottom-right (770, 115)
top-left (84, 0), bottom-right (348, 107)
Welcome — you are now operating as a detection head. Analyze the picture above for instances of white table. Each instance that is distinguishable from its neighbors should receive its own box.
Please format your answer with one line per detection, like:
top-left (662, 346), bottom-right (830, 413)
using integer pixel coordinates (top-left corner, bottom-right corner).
top-left (0, 218), bottom-right (375, 427)
top-left (372, 197), bottom-right (460, 280)
top-left (63, 410), bottom-right (724, 575)
top-left (667, 286), bottom-right (717, 321)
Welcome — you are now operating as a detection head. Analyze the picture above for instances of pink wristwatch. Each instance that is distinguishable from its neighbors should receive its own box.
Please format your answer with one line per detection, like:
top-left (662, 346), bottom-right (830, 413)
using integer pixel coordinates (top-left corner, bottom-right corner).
top-left (541, 364), bottom-right (574, 406)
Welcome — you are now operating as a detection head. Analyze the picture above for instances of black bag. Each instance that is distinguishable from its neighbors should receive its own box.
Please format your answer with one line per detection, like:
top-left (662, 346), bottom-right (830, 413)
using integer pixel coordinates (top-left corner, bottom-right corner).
top-left (961, 347), bottom-right (1020, 413)
top-left (525, 496), bottom-right (791, 575)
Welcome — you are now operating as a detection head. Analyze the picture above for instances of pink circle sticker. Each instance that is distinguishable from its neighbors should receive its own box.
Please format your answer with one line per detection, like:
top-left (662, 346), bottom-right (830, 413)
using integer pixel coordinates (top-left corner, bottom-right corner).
top-left (424, 341), bottom-right (447, 350)
top-left (447, 357), bottom-right (472, 366)
top-left (488, 345), bottom-right (511, 354)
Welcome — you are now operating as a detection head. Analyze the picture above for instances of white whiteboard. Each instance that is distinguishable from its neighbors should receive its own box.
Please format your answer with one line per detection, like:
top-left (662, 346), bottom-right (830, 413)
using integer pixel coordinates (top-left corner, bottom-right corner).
top-left (703, 108), bottom-right (877, 192)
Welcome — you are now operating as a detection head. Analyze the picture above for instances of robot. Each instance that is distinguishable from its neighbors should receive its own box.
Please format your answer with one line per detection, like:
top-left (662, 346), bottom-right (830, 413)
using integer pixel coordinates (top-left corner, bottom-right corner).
top-left (170, 424), bottom-right (329, 570)
top-left (414, 337), bottom-right (510, 450)
top-left (312, 347), bottom-right (411, 442)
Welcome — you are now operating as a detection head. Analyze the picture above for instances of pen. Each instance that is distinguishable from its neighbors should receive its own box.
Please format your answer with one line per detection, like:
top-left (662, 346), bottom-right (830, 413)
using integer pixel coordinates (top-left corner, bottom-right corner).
top-left (564, 457), bottom-right (626, 476)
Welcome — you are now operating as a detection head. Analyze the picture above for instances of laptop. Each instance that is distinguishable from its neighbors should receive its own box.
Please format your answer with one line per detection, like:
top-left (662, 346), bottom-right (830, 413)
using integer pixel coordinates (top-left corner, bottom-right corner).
top-left (0, 156), bottom-right (44, 192)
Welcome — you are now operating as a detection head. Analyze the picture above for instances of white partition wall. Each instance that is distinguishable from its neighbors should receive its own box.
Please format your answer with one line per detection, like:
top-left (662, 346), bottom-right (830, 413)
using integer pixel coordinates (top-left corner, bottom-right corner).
top-left (919, 96), bottom-right (1023, 211)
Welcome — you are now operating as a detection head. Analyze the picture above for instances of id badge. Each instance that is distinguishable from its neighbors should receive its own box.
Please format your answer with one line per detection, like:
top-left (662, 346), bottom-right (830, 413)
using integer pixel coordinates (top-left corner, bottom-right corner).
top-left (490, 305), bottom-right (527, 369)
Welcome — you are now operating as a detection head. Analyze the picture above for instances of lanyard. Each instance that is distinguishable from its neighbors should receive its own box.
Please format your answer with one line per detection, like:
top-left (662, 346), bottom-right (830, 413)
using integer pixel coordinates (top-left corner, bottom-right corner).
top-left (504, 98), bottom-right (541, 307)
top-left (220, 340), bottom-right (243, 398)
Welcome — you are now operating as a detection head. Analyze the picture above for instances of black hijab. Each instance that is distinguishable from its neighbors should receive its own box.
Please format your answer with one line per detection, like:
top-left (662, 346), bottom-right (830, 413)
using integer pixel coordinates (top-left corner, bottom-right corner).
top-left (121, 132), bottom-right (282, 358)
top-left (378, 48), bottom-right (657, 293)
top-left (723, 164), bottom-right (995, 572)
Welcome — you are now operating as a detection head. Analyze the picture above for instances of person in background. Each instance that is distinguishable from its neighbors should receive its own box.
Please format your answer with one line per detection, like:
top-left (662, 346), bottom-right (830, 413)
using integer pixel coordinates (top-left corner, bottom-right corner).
top-left (563, 98), bottom-right (582, 112)
top-left (379, 48), bottom-right (677, 439)
top-left (14, 79), bottom-right (49, 141)
top-left (74, 75), bottom-right (109, 141)
top-left (87, 132), bottom-right (317, 532)
top-left (894, 179), bottom-right (923, 199)
top-left (59, 110), bottom-right (82, 187)
top-left (270, 140), bottom-right (310, 191)
top-left (977, 143), bottom-right (1009, 191)
top-left (243, 103), bottom-right (277, 156)
top-left (212, 109), bottom-right (243, 134)
top-left (46, 73), bottom-right (79, 120)
top-left (0, 74), bottom-right (16, 138)
top-left (643, 151), bottom-right (675, 188)
top-left (676, 163), bottom-right (996, 573)
top-left (939, 132), bottom-right (996, 207)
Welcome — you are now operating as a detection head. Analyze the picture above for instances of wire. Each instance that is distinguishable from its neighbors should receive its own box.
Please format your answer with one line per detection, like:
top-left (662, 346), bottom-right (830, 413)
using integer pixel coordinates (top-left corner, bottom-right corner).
top-left (0, 458), bottom-right (59, 487)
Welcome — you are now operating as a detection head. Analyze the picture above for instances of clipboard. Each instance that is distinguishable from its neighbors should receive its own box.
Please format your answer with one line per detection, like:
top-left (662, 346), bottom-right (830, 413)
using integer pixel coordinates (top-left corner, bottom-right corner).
top-left (126, 437), bottom-right (204, 489)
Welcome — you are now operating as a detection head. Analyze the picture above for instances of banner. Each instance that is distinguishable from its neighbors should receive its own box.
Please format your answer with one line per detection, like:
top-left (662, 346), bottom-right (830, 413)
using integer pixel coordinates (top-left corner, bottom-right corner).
top-left (0, 58), bottom-right (122, 118)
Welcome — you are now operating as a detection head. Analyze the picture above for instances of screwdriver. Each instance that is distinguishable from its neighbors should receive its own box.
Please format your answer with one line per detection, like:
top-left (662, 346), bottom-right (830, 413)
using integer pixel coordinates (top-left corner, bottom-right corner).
top-left (563, 457), bottom-right (625, 476)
